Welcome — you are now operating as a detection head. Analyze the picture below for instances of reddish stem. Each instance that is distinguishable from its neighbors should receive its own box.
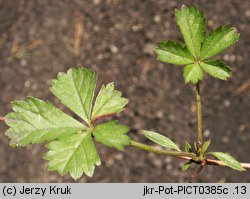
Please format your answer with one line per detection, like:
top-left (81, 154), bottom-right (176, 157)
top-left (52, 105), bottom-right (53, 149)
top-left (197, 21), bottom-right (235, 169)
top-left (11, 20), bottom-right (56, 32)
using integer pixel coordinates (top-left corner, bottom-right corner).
top-left (179, 156), bottom-right (250, 170)
top-left (190, 161), bottom-right (206, 182)
top-left (205, 159), bottom-right (250, 169)
top-left (92, 113), bottom-right (117, 123)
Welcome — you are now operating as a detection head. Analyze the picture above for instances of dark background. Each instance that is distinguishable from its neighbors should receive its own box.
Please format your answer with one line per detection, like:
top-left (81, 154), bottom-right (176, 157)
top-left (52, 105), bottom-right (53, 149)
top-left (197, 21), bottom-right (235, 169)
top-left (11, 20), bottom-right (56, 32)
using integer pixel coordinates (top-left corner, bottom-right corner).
top-left (0, 0), bottom-right (249, 182)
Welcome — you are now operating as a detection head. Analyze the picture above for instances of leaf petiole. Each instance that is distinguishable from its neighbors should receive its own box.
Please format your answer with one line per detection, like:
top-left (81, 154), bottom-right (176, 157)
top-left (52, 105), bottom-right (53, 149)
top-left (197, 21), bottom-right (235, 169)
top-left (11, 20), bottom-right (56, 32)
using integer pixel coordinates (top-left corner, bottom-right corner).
top-left (195, 81), bottom-right (203, 146)
top-left (130, 140), bottom-right (199, 161)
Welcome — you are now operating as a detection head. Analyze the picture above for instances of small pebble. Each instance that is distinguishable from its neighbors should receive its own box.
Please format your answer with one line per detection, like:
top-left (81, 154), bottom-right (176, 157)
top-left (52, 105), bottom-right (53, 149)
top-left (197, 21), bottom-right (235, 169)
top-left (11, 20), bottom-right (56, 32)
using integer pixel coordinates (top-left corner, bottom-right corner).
top-left (191, 104), bottom-right (196, 113)
top-left (223, 54), bottom-right (236, 62)
top-left (223, 54), bottom-right (230, 61)
top-left (174, 89), bottom-right (180, 96)
top-left (168, 114), bottom-right (175, 121)
top-left (239, 24), bottom-right (245, 30)
top-left (114, 23), bottom-right (122, 30)
top-left (164, 22), bottom-right (170, 28)
top-left (236, 55), bottom-right (243, 62)
top-left (132, 24), bottom-right (143, 32)
top-left (24, 80), bottom-right (31, 88)
top-left (31, 83), bottom-right (38, 90)
top-left (218, 177), bottom-right (226, 183)
top-left (115, 153), bottom-right (123, 160)
top-left (230, 9), bottom-right (237, 16)
top-left (106, 158), bottom-right (114, 167)
top-left (153, 159), bottom-right (163, 167)
top-left (93, 0), bottom-right (101, 5)
top-left (165, 157), bottom-right (172, 164)
top-left (171, 170), bottom-right (180, 177)
top-left (245, 10), bottom-right (250, 17)
top-left (208, 20), bottom-right (214, 27)
top-left (93, 25), bottom-right (100, 32)
top-left (143, 43), bottom-right (155, 55)
top-left (46, 79), bottom-right (50, 86)
top-left (224, 100), bottom-right (230, 107)
top-left (230, 55), bottom-right (236, 62)
top-left (97, 53), bottom-right (104, 60)
top-left (155, 110), bottom-right (164, 119)
top-left (133, 119), bottom-right (144, 129)
top-left (20, 60), bottom-right (27, 66)
top-left (221, 136), bottom-right (229, 144)
top-left (204, 129), bottom-right (211, 138)
top-left (145, 31), bottom-right (154, 39)
top-left (165, 164), bottom-right (173, 171)
top-left (239, 124), bottom-right (246, 132)
top-left (110, 45), bottom-right (118, 54)
top-left (153, 15), bottom-right (161, 23)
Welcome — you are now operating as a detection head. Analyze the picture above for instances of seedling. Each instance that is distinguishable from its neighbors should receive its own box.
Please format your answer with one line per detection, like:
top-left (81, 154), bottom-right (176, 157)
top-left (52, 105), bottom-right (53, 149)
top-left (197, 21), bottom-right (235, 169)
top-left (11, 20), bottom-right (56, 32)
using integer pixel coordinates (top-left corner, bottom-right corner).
top-left (1, 5), bottom-right (249, 182)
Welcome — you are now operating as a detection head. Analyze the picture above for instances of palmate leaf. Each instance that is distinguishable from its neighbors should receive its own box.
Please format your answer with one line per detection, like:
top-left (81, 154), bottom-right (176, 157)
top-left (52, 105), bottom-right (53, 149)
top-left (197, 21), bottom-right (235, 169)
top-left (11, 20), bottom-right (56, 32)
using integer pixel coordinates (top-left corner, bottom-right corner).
top-left (155, 41), bottom-right (194, 65)
top-left (5, 67), bottom-right (129, 180)
top-left (5, 97), bottom-right (85, 147)
top-left (51, 68), bottom-right (97, 124)
top-left (183, 63), bottom-right (203, 84)
top-left (142, 130), bottom-right (181, 151)
top-left (91, 83), bottom-right (128, 120)
top-left (200, 25), bottom-right (239, 60)
top-left (155, 5), bottom-right (238, 84)
top-left (175, 5), bottom-right (206, 59)
top-left (45, 131), bottom-right (100, 179)
top-left (209, 152), bottom-right (245, 171)
top-left (93, 121), bottom-right (130, 151)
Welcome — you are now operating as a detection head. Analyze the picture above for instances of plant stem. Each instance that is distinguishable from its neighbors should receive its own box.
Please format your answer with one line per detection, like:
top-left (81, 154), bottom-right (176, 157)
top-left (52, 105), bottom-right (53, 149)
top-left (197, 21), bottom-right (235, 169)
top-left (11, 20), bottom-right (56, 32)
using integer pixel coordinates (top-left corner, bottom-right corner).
top-left (190, 161), bottom-right (206, 182)
top-left (205, 159), bottom-right (250, 169)
top-left (130, 140), bottom-right (198, 161)
top-left (130, 140), bottom-right (250, 170)
top-left (177, 156), bottom-right (250, 170)
top-left (195, 81), bottom-right (203, 145)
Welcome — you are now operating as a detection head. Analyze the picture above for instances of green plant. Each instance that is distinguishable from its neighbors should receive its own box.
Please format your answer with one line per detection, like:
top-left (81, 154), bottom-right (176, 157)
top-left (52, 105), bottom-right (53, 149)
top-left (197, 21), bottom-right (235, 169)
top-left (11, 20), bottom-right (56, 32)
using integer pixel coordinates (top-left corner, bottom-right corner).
top-left (1, 5), bottom-right (249, 181)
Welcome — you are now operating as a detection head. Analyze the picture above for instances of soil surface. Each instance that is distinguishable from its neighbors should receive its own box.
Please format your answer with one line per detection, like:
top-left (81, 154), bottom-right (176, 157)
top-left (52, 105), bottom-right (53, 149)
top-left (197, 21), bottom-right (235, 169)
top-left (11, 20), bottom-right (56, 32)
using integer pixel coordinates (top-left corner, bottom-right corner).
top-left (0, 0), bottom-right (250, 182)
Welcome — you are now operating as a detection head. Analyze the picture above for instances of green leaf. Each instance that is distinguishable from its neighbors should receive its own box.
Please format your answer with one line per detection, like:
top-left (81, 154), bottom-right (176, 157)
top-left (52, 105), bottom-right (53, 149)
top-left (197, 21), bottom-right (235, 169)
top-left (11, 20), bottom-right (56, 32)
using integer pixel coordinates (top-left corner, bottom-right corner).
top-left (45, 132), bottom-right (100, 179)
top-left (183, 63), bottom-right (203, 84)
top-left (91, 83), bottom-right (128, 120)
top-left (209, 152), bottom-right (245, 171)
top-left (5, 67), bottom-right (130, 180)
top-left (175, 5), bottom-right (206, 59)
top-left (5, 97), bottom-right (85, 147)
top-left (93, 121), bottom-right (130, 151)
top-left (201, 139), bottom-right (211, 154)
top-left (200, 60), bottom-right (231, 80)
top-left (51, 68), bottom-right (97, 124)
top-left (155, 41), bottom-right (194, 65)
top-left (182, 162), bottom-right (192, 171)
top-left (200, 25), bottom-right (239, 60)
top-left (142, 130), bottom-right (181, 151)
top-left (184, 141), bottom-right (192, 152)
